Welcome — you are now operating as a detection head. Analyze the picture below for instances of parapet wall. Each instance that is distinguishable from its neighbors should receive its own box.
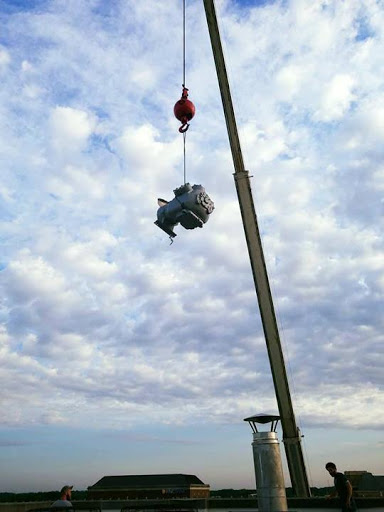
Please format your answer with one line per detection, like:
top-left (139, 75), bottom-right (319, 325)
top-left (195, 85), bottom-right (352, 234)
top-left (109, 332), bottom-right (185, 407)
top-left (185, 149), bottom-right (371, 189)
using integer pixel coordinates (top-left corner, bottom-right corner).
top-left (1, 496), bottom-right (384, 512)
top-left (0, 502), bottom-right (51, 512)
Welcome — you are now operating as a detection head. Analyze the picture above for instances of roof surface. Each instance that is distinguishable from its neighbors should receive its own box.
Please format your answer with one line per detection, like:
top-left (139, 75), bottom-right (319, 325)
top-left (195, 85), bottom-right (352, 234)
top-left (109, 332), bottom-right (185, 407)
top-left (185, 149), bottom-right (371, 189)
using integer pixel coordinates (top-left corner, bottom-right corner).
top-left (89, 474), bottom-right (207, 489)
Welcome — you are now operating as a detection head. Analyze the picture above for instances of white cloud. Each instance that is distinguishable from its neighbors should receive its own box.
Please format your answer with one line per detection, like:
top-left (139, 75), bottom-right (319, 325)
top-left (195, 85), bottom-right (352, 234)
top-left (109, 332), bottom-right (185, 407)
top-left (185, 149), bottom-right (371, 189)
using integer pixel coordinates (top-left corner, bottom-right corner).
top-left (22, 84), bottom-right (44, 99)
top-left (275, 65), bottom-right (306, 101)
top-left (5, 250), bottom-right (68, 303)
top-left (0, 46), bottom-right (10, 69)
top-left (315, 74), bottom-right (356, 121)
top-left (63, 242), bottom-right (117, 279)
top-left (21, 60), bottom-right (33, 73)
top-left (51, 164), bottom-right (105, 200)
top-left (49, 106), bottom-right (97, 153)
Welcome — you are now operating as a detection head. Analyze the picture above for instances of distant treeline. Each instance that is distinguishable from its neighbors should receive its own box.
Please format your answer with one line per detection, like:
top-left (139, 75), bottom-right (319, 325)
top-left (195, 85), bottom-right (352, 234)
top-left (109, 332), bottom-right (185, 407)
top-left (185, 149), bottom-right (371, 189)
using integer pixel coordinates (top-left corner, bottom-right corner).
top-left (0, 488), bottom-right (333, 503)
top-left (211, 487), bottom-right (333, 497)
top-left (212, 487), bottom-right (333, 497)
top-left (0, 491), bottom-right (88, 503)
top-left (210, 487), bottom-right (332, 498)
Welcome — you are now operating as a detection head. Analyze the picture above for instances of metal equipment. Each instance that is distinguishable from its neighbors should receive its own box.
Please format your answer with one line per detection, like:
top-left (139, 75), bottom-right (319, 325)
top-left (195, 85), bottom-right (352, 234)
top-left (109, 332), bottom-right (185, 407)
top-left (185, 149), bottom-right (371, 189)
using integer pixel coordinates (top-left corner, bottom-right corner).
top-left (155, 183), bottom-right (214, 238)
top-left (174, 86), bottom-right (196, 133)
top-left (244, 414), bottom-right (288, 512)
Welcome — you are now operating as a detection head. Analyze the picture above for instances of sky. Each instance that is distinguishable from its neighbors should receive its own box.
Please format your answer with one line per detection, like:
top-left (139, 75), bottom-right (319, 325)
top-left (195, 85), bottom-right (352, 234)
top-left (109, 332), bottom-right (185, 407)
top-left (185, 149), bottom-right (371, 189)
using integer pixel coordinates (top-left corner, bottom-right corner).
top-left (0, 0), bottom-right (383, 494)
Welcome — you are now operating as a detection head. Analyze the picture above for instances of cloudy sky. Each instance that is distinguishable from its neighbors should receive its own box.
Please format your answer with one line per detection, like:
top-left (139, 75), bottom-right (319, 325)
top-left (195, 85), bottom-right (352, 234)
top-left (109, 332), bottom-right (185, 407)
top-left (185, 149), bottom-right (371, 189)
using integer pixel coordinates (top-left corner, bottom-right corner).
top-left (1, 0), bottom-right (383, 493)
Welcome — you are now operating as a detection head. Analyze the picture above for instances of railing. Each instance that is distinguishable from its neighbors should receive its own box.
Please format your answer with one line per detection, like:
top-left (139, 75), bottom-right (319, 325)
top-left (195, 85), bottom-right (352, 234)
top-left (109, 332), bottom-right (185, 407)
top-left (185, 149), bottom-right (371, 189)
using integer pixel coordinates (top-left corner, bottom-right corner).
top-left (27, 507), bottom-right (102, 512)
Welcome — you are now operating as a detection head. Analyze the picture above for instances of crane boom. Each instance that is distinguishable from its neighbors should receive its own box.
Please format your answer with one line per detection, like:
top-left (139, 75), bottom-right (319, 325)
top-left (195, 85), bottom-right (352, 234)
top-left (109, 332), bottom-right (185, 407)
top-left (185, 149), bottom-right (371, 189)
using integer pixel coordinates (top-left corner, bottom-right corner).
top-left (203, 0), bottom-right (311, 497)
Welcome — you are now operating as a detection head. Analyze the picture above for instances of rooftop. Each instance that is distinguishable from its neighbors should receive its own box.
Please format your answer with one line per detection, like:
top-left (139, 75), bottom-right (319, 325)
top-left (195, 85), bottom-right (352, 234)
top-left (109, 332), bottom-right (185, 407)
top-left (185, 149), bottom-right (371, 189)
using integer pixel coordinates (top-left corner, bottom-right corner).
top-left (89, 474), bottom-right (207, 489)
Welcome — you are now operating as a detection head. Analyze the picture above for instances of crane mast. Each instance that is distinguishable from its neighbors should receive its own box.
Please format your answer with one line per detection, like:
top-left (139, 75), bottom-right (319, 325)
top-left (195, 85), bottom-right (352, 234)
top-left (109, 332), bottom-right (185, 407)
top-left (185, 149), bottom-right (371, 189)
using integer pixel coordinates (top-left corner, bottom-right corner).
top-left (202, 0), bottom-right (311, 497)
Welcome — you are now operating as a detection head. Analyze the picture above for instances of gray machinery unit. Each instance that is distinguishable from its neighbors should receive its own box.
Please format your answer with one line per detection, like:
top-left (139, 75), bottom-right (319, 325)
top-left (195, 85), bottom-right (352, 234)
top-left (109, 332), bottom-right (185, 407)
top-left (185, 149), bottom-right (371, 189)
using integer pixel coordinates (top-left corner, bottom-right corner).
top-left (155, 183), bottom-right (214, 238)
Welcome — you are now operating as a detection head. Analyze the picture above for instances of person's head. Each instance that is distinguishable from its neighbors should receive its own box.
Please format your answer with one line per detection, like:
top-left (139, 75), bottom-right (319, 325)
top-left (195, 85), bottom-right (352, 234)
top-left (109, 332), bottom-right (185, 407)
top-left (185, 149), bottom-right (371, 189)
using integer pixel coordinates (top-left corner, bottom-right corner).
top-left (325, 462), bottom-right (337, 476)
top-left (60, 485), bottom-right (73, 500)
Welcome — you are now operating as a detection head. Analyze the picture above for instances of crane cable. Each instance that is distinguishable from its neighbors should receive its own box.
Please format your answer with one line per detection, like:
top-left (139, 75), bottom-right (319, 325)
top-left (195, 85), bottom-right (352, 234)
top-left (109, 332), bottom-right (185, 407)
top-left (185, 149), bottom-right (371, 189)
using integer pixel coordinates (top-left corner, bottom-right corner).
top-left (182, 0), bottom-right (187, 184)
top-left (183, 0), bottom-right (186, 88)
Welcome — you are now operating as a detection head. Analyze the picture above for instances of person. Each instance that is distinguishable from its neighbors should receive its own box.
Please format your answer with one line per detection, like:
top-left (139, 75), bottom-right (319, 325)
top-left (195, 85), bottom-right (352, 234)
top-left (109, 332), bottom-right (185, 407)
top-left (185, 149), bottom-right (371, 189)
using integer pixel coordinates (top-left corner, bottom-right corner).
top-left (325, 462), bottom-right (357, 511)
top-left (51, 485), bottom-right (73, 508)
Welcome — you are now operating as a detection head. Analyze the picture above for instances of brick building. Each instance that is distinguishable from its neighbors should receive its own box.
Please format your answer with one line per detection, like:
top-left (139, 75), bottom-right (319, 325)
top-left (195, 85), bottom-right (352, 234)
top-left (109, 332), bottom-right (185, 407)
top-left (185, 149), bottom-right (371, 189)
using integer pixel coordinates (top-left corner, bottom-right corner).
top-left (345, 471), bottom-right (384, 497)
top-left (87, 474), bottom-right (210, 500)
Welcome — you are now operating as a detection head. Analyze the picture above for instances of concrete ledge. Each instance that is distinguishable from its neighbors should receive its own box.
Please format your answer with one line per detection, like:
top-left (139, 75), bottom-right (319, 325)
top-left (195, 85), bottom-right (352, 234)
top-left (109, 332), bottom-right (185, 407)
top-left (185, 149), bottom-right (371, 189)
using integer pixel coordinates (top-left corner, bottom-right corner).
top-left (1, 496), bottom-right (384, 512)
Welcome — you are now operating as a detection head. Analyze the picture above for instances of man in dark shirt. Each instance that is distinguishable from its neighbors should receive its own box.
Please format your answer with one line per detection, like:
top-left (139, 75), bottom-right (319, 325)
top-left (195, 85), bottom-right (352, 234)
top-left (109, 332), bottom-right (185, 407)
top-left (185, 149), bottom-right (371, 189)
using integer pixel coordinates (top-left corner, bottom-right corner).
top-left (325, 462), bottom-right (357, 511)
